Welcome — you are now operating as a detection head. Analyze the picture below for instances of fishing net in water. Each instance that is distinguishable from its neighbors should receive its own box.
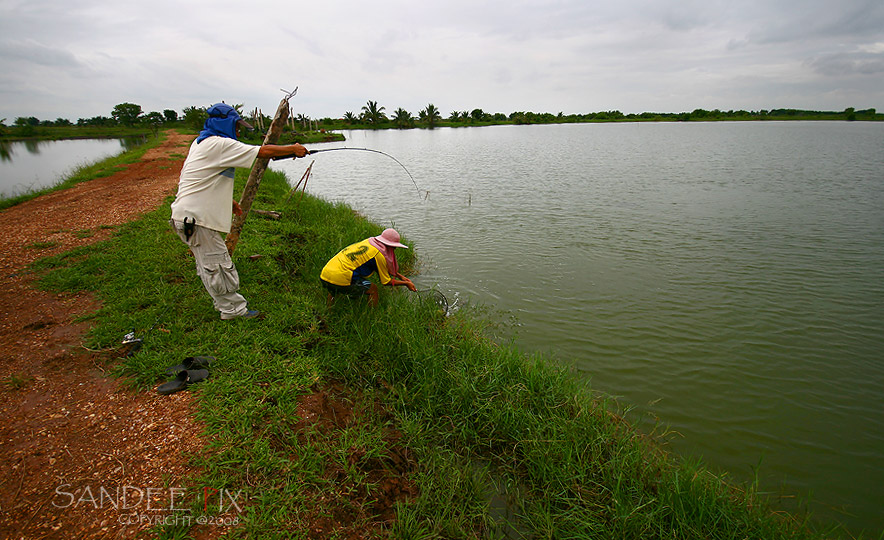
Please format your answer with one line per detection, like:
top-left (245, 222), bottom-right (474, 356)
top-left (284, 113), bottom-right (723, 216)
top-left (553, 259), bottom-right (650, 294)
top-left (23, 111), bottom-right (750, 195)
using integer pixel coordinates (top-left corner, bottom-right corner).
top-left (414, 289), bottom-right (450, 316)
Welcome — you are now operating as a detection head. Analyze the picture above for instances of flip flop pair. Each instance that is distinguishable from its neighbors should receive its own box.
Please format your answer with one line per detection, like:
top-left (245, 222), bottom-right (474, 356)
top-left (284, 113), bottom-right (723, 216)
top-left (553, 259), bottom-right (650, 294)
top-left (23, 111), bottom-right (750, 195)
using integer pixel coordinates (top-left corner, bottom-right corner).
top-left (157, 369), bottom-right (209, 395)
top-left (156, 356), bottom-right (215, 395)
top-left (165, 355), bottom-right (214, 376)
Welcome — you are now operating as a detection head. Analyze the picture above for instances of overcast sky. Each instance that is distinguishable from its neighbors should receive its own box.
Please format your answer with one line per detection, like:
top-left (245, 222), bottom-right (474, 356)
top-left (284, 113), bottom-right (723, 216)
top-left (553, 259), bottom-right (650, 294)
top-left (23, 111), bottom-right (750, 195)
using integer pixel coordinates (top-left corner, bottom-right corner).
top-left (1, 0), bottom-right (882, 122)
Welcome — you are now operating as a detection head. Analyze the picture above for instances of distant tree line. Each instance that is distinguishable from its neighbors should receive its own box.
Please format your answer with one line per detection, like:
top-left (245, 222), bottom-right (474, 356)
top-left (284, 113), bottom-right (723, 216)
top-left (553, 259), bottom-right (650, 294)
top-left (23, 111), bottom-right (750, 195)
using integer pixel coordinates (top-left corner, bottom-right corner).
top-left (2, 103), bottom-right (177, 129)
top-left (2, 101), bottom-right (880, 140)
top-left (0, 102), bottom-right (182, 139)
top-left (323, 102), bottom-right (880, 129)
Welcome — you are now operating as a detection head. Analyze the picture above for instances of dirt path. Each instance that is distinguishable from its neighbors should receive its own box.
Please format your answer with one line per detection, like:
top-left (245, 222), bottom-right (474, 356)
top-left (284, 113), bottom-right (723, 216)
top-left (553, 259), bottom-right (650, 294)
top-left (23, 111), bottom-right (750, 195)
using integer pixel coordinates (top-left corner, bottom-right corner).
top-left (0, 131), bottom-right (210, 539)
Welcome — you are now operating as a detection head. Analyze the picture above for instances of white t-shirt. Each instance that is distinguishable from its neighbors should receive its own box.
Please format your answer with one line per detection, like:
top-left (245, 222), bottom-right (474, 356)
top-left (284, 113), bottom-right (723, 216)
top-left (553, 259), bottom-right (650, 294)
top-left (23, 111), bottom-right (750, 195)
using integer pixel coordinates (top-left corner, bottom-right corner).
top-left (170, 137), bottom-right (261, 233)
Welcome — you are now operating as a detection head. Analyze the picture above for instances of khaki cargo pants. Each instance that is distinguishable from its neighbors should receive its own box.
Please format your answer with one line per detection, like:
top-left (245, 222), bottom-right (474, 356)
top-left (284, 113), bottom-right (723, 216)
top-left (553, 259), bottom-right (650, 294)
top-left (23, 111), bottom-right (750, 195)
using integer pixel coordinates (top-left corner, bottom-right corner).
top-left (170, 219), bottom-right (249, 319)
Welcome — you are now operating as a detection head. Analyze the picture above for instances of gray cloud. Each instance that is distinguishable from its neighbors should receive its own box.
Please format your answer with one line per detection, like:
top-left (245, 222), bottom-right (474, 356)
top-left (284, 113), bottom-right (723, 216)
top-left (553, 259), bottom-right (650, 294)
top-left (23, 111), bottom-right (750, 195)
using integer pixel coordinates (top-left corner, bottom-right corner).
top-left (0, 39), bottom-right (80, 67)
top-left (746, 0), bottom-right (884, 45)
top-left (0, 0), bottom-right (881, 121)
top-left (808, 52), bottom-right (884, 77)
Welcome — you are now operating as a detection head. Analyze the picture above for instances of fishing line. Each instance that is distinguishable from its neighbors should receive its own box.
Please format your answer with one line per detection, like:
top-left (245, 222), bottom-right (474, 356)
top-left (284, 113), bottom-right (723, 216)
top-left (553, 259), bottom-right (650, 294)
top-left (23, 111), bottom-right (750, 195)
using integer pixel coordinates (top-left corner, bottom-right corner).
top-left (309, 147), bottom-right (421, 197)
top-left (275, 147), bottom-right (422, 198)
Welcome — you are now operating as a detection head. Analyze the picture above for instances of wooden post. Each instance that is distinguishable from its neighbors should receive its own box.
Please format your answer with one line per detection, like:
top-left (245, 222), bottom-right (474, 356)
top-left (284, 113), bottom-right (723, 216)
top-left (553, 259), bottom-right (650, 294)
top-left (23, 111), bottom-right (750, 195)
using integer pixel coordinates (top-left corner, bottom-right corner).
top-left (225, 96), bottom-right (291, 254)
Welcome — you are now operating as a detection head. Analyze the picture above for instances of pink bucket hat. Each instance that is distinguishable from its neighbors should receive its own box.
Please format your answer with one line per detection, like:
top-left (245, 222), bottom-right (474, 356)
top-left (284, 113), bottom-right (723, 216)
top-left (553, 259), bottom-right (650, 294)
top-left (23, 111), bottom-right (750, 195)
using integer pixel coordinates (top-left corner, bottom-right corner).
top-left (374, 228), bottom-right (408, 249)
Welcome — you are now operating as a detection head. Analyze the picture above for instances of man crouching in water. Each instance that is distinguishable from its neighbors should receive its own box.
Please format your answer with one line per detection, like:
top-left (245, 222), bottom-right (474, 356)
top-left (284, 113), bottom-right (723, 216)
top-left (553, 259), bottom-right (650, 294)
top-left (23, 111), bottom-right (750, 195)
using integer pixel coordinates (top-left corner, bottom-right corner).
top-left (170, 102), bottom-right (307, 320)
top-left (320, 228), bottom-right (417, 306)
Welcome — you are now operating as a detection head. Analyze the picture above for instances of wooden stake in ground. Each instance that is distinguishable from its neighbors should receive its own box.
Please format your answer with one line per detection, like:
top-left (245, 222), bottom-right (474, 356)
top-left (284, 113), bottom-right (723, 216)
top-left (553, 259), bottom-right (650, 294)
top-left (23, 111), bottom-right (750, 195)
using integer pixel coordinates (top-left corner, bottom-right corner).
top-left (225, 96), bottom-right (291, 255)
top-left (286, 160), bottom-right (314, 207)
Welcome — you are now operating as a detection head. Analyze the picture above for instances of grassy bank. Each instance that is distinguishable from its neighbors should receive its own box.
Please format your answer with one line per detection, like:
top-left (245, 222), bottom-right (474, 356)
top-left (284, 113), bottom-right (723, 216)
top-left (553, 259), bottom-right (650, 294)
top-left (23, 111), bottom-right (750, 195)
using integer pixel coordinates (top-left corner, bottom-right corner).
top-left (29, 166), bottom-right (846, 539)
top-left (0, 123), bottom-right (345, 145)
top-left (237, 129), bottom-right (345, 146)
top-left (0, 124), bottom-right (154, 142)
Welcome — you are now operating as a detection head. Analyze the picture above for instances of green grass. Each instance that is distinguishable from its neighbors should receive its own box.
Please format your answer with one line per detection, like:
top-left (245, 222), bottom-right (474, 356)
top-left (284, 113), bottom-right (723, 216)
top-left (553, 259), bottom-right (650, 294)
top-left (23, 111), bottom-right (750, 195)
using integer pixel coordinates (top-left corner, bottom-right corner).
top-left (2, 373), bottom-right (32, 390)
top-left (1, 124), bottom-right (154, 142)
top-left (26, 241), bottom-right (60, 250)
top-left (30, 167), bottom-right (851, 539)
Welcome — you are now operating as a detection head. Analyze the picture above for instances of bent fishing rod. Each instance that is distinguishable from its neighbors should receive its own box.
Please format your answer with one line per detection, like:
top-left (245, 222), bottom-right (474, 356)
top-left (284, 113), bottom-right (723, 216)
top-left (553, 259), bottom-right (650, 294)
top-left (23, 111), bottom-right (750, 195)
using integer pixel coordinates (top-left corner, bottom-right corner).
top-left (272, 147), bottom-right (421, 197)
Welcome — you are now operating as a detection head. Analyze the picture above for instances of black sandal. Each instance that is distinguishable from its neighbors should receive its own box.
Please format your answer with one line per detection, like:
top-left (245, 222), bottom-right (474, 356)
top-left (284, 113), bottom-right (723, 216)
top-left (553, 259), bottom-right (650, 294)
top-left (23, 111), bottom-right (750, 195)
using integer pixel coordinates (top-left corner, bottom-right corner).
top-left (164, 356), bottom-right (215, 376)
top-left (156, 369), bottom-right (210, 395)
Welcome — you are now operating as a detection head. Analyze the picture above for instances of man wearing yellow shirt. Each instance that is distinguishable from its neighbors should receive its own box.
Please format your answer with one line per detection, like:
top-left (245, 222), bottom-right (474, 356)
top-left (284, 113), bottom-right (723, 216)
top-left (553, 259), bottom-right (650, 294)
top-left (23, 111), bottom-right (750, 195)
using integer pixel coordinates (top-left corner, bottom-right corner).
top-left (320, 228), bottom-right (417, 306)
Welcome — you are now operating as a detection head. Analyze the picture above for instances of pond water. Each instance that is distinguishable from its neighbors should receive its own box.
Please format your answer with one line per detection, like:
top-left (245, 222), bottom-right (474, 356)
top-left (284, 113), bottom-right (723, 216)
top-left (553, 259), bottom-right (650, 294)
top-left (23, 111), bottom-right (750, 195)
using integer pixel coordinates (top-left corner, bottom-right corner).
top-left (0, 138), bottom-right (141, 198)
top-left (272, 121), bottom-right (884, 535)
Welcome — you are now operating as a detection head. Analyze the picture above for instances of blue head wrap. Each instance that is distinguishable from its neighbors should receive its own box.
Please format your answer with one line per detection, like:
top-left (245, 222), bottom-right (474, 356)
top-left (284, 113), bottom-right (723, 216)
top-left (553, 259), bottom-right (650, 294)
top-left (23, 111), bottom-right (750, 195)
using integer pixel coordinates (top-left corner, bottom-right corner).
top-left (196, 103), bottom-right (242, 143)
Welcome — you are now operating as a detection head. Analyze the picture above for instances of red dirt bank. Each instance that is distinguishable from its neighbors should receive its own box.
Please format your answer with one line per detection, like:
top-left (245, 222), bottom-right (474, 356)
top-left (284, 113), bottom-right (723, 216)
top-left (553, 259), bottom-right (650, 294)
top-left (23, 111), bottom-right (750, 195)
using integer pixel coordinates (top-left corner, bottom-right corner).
top-left (0, 131), bottom-right (205, 539)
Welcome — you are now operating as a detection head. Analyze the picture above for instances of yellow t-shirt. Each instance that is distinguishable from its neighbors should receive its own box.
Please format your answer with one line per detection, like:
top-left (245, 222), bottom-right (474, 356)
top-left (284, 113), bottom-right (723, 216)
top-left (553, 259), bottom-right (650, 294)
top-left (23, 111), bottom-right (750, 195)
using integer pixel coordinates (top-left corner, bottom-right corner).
top-left (320, 239), bottom-right (392, 286)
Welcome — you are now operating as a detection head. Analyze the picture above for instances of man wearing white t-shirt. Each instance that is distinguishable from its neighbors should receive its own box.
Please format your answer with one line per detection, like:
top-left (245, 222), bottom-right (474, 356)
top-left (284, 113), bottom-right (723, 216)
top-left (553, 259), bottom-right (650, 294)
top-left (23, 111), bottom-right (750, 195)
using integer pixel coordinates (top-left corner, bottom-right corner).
top-left (170, 103), bottom-right (307, 320)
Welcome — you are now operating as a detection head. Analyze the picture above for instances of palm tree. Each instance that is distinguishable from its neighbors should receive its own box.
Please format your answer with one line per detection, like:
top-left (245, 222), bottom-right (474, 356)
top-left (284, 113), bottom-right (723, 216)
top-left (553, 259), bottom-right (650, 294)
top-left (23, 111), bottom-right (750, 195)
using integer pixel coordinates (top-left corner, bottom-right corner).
top-left (419, 103), bottom-right (442, 128)
top-left (361, 100), bottom-right (387, 125)
top-left (343, 111), bottom-right (357, 125)
top-left (391, 108), bottom-right (413, 129)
